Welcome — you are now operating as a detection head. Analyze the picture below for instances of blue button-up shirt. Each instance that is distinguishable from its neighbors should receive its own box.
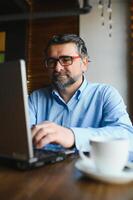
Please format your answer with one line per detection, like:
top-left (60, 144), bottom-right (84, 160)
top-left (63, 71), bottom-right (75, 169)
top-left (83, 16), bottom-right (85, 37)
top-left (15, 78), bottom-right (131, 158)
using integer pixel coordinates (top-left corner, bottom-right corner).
top-left (28, 78), bottom-right (133, 151)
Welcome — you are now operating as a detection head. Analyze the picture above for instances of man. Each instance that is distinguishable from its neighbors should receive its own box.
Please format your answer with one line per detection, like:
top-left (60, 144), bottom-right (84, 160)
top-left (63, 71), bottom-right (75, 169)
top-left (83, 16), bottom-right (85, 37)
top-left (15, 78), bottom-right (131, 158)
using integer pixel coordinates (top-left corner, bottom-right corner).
top-left (29, 34), bottom-right (133, 152)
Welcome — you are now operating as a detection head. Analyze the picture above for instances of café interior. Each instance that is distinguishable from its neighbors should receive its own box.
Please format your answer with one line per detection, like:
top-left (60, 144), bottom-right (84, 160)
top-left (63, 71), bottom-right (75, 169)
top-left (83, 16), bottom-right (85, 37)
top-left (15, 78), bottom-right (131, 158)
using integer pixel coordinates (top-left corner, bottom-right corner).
top-left (0, 0), bottom-right (133, 200)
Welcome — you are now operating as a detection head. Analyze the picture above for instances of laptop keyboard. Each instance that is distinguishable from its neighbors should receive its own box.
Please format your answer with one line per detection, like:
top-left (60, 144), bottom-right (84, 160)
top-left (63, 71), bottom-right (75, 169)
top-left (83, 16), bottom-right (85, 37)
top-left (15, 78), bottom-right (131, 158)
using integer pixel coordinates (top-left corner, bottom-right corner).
top-left (34, 148), bottom-right (65, 160)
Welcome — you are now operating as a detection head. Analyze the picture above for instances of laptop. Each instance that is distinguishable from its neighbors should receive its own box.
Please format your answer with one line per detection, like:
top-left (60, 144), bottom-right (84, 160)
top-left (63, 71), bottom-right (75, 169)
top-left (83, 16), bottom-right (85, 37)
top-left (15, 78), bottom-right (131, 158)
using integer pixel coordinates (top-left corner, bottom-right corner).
top-left (0, 60), bottom-right (66, 170)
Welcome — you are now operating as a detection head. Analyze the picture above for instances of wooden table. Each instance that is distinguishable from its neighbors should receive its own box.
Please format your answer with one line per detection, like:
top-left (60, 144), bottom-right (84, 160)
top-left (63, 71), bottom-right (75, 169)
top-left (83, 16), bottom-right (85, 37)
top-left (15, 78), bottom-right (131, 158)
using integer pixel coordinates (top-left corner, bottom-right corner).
top-left (0, 154), bottom-right (133, 200)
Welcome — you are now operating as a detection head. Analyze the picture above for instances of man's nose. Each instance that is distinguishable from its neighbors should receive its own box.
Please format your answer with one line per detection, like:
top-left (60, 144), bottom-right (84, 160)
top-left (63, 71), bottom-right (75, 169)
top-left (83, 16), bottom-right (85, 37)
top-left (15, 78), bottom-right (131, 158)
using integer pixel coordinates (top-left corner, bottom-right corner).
top-left (54, 60), bottom-right (64, 72)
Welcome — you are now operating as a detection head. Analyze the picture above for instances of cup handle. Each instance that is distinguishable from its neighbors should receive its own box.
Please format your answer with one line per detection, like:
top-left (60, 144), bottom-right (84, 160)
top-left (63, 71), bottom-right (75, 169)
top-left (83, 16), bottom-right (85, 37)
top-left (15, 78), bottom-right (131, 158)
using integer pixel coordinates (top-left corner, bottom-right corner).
top-left (79, 150), bottom-right (95, 168)
top-left (79, 150), bottom-right (89, 160)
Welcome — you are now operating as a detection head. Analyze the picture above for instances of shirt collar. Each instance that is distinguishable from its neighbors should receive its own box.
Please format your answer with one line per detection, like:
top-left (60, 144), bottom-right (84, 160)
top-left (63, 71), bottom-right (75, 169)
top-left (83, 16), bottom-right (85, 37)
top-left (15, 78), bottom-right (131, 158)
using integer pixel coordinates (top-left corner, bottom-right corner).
top-left (78, 76), bottom-right (88, 92)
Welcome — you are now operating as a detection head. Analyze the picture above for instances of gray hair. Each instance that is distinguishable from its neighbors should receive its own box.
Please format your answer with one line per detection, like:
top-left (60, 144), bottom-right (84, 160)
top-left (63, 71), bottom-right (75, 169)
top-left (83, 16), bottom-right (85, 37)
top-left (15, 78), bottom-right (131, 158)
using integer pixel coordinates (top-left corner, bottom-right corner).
top-left (44, 34), bottom-right (88, 59)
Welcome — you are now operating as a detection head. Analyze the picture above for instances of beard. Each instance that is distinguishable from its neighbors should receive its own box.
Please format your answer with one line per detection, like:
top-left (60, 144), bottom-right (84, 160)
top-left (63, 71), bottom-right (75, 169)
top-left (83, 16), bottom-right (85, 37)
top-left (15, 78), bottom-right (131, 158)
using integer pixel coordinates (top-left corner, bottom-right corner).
top-left (52, 72), bottom-right (79, 90)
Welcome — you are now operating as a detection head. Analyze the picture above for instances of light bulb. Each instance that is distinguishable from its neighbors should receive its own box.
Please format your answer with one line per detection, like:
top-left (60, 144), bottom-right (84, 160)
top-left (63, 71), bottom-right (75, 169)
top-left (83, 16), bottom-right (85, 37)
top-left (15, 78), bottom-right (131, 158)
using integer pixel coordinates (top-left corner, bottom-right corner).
top-left (98, 4), bottom-right (103, 9)
top-left (107, 7), bottom-right (112, 13)
top-left (101, 16), bottom-right (104, 21)
top-left (98, 0), bottom-right (103, 9)
top-left (109, 20), bottom-right (113, 24)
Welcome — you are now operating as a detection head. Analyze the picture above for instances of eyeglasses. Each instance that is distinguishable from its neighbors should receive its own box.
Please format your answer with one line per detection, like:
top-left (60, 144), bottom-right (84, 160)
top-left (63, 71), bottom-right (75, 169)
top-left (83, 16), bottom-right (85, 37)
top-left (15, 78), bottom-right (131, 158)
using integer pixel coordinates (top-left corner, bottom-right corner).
top-left (45, 55), bottom-right (81, 69)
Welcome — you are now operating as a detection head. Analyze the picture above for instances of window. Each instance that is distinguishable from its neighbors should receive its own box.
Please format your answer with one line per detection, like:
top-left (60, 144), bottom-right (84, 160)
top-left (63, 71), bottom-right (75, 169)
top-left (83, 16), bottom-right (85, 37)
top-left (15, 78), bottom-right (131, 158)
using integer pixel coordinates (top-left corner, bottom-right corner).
top-left (0, 32), bottom-right (6, 63)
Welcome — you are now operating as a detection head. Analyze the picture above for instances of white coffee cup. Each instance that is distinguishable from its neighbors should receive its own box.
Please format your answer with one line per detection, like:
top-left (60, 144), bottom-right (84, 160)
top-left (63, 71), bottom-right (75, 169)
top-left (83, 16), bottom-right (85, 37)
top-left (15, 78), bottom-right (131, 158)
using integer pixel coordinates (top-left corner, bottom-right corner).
top-left (90, 137), bottom-right (129, 175)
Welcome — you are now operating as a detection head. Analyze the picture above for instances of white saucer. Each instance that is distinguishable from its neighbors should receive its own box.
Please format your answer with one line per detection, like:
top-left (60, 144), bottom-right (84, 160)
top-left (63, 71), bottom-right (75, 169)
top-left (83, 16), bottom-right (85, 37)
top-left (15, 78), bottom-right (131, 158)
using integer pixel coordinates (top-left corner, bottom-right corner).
top-left (75, 158), bottom-right (133, 184)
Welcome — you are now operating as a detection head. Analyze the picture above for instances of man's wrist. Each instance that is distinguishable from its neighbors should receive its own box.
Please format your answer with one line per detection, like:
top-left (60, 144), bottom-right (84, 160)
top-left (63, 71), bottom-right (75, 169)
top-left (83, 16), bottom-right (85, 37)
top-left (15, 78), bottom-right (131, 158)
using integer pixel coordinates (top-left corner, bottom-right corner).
top-left (67, 127), bottom-right (75, 148)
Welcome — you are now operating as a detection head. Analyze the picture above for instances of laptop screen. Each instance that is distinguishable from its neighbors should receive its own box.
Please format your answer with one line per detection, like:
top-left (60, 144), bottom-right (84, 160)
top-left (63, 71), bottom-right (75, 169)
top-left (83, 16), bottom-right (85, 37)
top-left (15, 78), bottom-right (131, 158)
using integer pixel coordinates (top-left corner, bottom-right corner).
top-left (0, 60), bottom-right (33, 161)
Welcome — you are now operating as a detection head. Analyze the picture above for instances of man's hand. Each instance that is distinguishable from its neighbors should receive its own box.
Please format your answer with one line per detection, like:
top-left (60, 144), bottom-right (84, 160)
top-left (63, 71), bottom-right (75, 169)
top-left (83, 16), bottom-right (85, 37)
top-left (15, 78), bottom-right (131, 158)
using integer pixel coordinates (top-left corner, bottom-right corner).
top-left (32, 121), bottom-right (75, 148)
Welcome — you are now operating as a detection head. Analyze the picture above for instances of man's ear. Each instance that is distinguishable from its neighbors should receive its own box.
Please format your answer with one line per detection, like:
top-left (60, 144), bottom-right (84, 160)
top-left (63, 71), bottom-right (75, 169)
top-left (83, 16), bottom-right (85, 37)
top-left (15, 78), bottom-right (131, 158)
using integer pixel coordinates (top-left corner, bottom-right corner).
top-left (82, 56), bottom-right (89, 72)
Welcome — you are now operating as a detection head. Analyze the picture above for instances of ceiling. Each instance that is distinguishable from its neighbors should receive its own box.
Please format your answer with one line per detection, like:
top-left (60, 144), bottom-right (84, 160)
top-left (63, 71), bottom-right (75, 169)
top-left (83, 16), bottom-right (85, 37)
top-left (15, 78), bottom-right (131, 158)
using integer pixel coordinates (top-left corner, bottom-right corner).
top-left (0, 0), bottom-right (92, 22)
top-left (0, 0), bottom-right (30, 15)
